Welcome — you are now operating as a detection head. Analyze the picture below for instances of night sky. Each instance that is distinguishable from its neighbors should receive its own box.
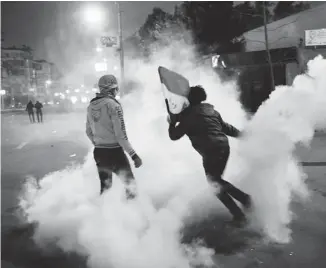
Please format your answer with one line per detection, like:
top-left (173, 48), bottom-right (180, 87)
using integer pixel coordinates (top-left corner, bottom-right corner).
top-left (1, 1), bottom-right (179, 72)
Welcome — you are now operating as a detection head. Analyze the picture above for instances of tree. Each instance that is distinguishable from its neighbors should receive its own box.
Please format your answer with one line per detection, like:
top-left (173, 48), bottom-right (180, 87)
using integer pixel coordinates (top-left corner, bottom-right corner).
top-left (273, 1), bottom-right (310, 21)
top-left (233, 1), bottom-right (273, 32)
top-left (138, 8), bottom-right (173, 44)
top-left (178, 2), bottom-right (237, 53)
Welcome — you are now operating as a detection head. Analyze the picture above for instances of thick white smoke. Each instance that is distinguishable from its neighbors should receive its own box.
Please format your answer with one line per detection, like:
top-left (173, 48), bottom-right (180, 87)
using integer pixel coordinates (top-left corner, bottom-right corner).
top-left (19, 38), bottom-right (326, 268)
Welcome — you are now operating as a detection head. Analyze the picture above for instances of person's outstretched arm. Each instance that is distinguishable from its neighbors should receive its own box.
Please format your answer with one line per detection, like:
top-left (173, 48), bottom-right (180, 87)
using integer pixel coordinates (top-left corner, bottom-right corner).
top-left (217, 112), bottom-right (240, 137)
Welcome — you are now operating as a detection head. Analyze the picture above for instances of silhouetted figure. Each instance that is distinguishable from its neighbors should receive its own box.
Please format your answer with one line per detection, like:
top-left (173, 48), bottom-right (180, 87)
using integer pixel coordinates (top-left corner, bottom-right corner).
top-left (168, 85), bottom-right (252, 227)
top-left (34, 101), bottom-right (43, 123)
top-left (26, 101), bottom-right (35, 123)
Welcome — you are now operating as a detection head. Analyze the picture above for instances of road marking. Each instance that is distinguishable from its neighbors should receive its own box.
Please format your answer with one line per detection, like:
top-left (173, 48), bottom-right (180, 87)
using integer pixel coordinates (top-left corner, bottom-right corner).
top-left (16, 142), bottom-right (28, 150)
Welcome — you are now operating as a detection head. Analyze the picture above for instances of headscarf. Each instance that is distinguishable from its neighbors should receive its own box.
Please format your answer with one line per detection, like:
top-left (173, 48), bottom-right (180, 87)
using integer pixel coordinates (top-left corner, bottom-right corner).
top-left (97, 74), bottom-right (119, 98)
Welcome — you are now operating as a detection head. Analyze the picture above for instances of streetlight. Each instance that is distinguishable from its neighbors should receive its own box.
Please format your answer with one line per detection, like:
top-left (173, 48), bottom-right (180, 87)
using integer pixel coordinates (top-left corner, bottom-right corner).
top-left (83, 4), bottom-right (105, 26)
top-left (96, 47), bottom-right (103, 53)
top-left (82, 3), bottom-right (125, 95)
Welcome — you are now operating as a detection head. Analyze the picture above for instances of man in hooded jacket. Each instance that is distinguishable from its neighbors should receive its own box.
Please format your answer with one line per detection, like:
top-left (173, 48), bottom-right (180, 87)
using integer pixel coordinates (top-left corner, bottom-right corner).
top-left (168, 85), bottom-right (252, 227)
top-left (86, 74), bottom-right (142, 198)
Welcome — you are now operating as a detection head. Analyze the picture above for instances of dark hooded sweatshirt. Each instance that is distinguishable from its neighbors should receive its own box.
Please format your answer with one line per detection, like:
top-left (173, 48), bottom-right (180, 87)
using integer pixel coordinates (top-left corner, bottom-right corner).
top-left (168, 103), bottom-right (240, 157)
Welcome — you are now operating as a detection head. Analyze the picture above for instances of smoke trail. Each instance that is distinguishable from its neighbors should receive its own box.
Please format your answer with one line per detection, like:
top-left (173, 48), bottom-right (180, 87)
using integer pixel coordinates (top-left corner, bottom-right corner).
top-left (225, 55), bottom-right (326, 242)
top-left (19, 34), bottom-right (325, 268)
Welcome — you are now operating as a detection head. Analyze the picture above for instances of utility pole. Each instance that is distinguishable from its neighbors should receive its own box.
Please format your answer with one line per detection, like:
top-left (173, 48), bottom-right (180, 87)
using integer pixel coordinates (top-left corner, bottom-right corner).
top-left (263, 2), bottom-right (275, 92)
top-left (117, 2), bottom-right (125, 96)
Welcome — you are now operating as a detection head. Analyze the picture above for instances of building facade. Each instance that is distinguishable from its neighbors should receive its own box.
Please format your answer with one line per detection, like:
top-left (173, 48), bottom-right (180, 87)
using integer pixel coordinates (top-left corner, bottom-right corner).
top-left (243, 2), bottom-right (326, 81)
top-left (1, 47), bottom-right (61, 108)
top-left (207, 4), bottom-right (326, 114)
top-left (1, 47), bottom-right (34, 107)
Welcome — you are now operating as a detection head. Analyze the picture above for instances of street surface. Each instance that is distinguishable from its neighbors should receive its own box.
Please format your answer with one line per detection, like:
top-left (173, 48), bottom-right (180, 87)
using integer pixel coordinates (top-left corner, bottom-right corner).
top-left (1, 112), bottom-right (326, 268)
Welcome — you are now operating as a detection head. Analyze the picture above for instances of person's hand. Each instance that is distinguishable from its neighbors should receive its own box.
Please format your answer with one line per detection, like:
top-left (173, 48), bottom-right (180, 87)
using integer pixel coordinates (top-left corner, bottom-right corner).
top-left (167, 115), bottom-right (172, 124)
top-left (167, 114), bottom-right (178, 125)
top-left (133, 155), bottom-right (143, 168)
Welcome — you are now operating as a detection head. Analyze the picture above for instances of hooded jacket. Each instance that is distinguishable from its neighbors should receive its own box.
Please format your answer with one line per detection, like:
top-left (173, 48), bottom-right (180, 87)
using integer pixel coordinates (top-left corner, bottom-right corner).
top-left (86, 95), bottom-right (136, 158)
top-left (26, 102), bottom-right (34, 113)
top-left (168, 103), bottom-right (240, 157)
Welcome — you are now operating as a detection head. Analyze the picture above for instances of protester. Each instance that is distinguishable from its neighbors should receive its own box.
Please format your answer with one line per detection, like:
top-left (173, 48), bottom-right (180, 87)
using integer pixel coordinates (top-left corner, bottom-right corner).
top-left (168, 85), bottom-right (252, 227)
top-left (26, 100), bottom-right (35, 123)
top-left (34, 101), bottom-right (43, 123)
top-left (86, 74), bottom-right (142, 198)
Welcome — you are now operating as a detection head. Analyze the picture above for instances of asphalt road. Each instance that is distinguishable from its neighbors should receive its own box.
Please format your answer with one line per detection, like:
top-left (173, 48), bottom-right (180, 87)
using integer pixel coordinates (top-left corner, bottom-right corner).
top-left (1, 113), bottom-right (326, 268)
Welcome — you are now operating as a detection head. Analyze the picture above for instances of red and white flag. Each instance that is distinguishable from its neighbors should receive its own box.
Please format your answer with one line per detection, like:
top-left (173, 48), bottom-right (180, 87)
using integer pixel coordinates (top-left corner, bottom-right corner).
top-left (158, 66), bottom-right (190, 115)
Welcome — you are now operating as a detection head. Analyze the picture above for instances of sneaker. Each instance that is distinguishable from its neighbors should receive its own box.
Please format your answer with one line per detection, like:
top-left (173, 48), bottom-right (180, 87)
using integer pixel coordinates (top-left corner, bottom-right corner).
top-left (243, 195), bottom-right (252, 212)
top-left (125, 188), bottom-right (137, 200)
top-left (228, 216), bottom-right (248, 228)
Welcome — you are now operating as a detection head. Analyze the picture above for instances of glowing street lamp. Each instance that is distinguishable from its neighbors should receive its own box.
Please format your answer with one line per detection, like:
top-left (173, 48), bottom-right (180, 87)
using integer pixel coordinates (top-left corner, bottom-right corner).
top-left (83, 4), bottom-right (105, 26)
top-left (96, 47), bottom-right (103, 53)
top-left (1, 90), bottom-right (6, 95)
top-left (46, 80), bottom-right (52, 87)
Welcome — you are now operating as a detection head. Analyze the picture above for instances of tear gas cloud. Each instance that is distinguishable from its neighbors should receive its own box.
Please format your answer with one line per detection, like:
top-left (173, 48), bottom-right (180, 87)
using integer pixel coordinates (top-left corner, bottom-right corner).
top-left (19, 34), bottom-right (326, 268)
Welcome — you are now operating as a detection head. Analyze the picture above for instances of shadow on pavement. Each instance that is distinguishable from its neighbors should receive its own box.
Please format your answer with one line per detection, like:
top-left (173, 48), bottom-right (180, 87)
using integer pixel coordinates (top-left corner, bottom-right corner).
top-left (1, 215), bottom-right (262, 268)
top-left (181, 214), bottom-right (262, 255)
top-left (1, 223), bottom-right (87, 268)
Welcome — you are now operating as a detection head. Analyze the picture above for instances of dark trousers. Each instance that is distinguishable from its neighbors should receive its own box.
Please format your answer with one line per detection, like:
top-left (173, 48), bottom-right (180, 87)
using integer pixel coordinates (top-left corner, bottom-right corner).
top-left (36, 110), bottom-right (43, 123)
top-left (93, 147), bottom-right (136, 198)
top-left (203, 146), bottom-right (249, 219)
top-left (28, 112), bottom-right (35, 123)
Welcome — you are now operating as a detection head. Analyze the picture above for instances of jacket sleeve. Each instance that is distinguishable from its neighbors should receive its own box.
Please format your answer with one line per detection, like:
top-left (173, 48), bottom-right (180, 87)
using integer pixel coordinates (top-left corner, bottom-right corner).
top-left (86, 115), bottom-right (95, 145)
top-left (168, 121), bottom-right (187, 141)
top-left (218, 113), bottom-right (240, 137)
top-left (111, 103), bottom-right (137, 158)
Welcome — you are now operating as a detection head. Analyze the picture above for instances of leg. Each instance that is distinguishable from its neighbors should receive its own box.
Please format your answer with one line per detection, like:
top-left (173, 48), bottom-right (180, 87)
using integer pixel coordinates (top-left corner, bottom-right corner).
top-left (217, 179), bottom-right (251, 207)
top-left (40, 111), bottom-right (43, 122)
top-left (93, 148), bottom-right (113, 194)
top-left (203, 147), bottom-right (249, 221)
top-left (112, 149), bottom-right (137, 199)
top-left (32, 113), bottom-right (35, 123)
top-left (97, 167), bottom-right (113, 194)
top-left (37, 112), bottom-right (40, 123)
top-left (28, 113), bottom-right (32, 123)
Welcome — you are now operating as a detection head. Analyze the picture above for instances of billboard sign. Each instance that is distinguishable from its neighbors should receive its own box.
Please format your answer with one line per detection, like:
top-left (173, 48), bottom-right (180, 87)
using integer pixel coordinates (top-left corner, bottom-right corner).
top-left (100, 36), bottom-right (118, 47)
top-left (305, 28), bottom-right (326, 46)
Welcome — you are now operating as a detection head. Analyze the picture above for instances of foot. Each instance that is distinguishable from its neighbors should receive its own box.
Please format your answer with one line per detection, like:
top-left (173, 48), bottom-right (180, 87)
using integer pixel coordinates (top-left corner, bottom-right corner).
top-left (242, 195), bottom-right (252, 213)
top-left (125, 189), bottom-right (136, 200)
top-left (228, 216), bottom-right (248, 228)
